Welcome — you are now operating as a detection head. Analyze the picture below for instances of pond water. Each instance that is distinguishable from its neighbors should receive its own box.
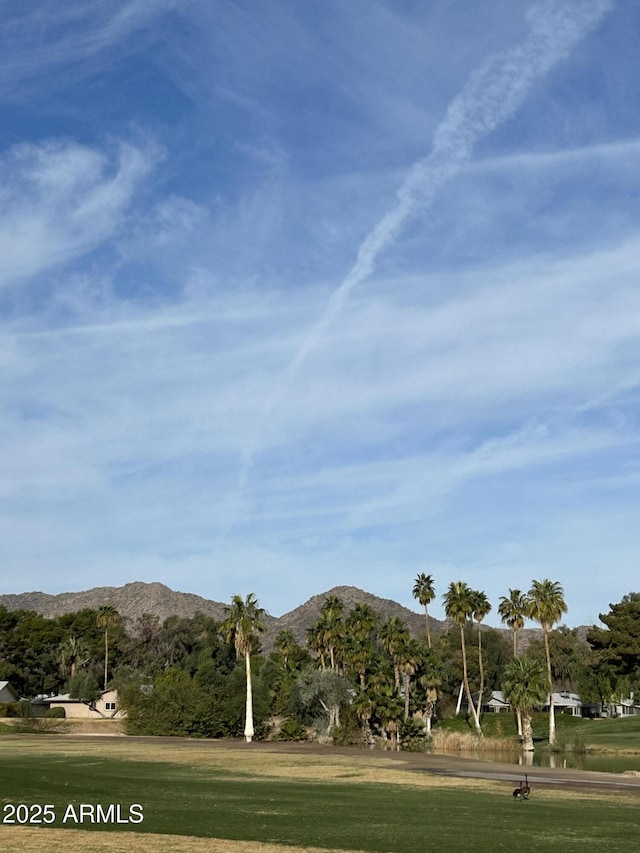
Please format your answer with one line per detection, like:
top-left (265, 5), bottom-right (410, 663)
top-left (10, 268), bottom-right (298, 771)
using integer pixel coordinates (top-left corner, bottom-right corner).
top-left (433, 749), bottom-right (640, 774)
top-left (521, 753), bottom-right (640, 774)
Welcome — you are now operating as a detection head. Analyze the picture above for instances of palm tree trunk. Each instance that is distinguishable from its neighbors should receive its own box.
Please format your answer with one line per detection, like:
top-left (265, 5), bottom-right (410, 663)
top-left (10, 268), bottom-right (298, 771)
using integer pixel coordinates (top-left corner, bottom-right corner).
top-left (103, 629), bottom-right (109, 691)
top-left (460, 626), bottom-right (482, 736)
top-left (477, 624), bottom-right (485, 712)
top-left (516, 707), bottom-right (523, 738)
top-left (424, 605), bottom-right (431, 649)
top-left (403, 672), bottom-right (410, 719)
top-left (244, 649), bottom-right (254, 743)
top-left (522, 712), bottom-right (534, 751)
top-left (543, 630), bottom-right (556, 745)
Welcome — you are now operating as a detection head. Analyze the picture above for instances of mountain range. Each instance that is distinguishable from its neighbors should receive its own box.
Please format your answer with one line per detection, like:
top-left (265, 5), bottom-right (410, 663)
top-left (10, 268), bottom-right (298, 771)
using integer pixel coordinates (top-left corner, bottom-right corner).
top-left (0, 580), bottom-right (543, 652)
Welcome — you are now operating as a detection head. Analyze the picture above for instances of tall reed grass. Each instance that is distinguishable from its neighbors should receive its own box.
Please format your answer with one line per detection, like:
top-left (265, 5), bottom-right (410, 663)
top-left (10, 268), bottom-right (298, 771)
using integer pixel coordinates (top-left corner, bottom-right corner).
top-left (430, 728), bottom-right (520, 755)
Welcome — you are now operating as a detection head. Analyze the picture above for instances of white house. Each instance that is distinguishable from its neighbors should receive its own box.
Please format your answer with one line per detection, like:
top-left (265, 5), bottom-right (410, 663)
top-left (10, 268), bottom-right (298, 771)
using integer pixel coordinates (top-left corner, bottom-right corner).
top-left (479, 690), bottom-right (511, 713)
top-left (476, 689), bottom-right (585, 716)
top-left (547, 691), bottom-right (583, 716)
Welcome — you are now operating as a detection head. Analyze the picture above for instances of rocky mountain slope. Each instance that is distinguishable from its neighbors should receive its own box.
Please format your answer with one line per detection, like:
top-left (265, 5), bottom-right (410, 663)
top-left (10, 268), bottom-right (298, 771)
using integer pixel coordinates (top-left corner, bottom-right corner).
top-left (0, 581), bottom-right (231, 626)
top-left (0, 580), bottom-right (550, 652)
top-left (0, 581), bottom-right (439, 650)
top-left (261, 584), bottom-right (443, 649)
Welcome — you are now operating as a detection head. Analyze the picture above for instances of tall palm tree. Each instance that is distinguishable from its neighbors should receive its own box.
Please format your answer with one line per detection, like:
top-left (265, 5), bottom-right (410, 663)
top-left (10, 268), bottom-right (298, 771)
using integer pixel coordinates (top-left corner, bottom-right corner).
top-left (320, 596), bottom-right (345, 672)
top-left (344, 603), bottom-right (378, 690)
top-left (398, 637), bottom-right (422, 719)
top-left (96, 604), bottom-right (120, 691)
top-left (498, 589), bottom-right (527, 658)
top-left (502, 656), bottom-right (549, 752)
top-left (497, 588), bottom-right (528, 737)
top-left (220, 593), bottom-right (266, 742)
top-left (379, 616), bottom-right (410, 696)
top-left (417, 650), bottom-right (443, 734)
top-left (526, 579), bottom-right (567, 746)
top-left (412, 573), bottom-right (436, 648)
top-left (471, 590), bottom-right (491, 713)
top-left (443, 581), bottom-right (482, 736)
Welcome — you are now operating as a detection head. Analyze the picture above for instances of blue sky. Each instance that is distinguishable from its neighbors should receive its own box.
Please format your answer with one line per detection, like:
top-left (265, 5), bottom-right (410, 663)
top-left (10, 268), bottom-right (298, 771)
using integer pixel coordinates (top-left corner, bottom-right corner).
top-left (1, 0), bottom-right (638, 628)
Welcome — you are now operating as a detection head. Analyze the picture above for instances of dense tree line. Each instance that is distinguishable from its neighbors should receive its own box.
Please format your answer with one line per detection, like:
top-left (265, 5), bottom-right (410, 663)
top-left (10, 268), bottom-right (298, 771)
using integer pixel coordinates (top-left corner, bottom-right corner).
top-left (1, 584), bottom-right (639, 749)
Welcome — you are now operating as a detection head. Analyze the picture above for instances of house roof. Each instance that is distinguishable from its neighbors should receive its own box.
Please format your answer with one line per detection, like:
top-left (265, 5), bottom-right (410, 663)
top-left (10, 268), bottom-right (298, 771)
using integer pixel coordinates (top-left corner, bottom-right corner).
top-left (47, 689), bottom-right (117, 703)
top-left (551, 691), bottom-right (582, 706)
top-left (482, 690), bottom-right (510, 707)
top-left (0, 680), bottom-right (19, 700)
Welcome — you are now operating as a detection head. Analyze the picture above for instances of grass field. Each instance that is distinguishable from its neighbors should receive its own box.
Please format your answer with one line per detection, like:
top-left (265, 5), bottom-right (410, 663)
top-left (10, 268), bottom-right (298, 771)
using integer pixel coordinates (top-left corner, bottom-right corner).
top-left (439, 709), bottom-right (640, 753)
top-left (0, 736), bottom-right (639, 853)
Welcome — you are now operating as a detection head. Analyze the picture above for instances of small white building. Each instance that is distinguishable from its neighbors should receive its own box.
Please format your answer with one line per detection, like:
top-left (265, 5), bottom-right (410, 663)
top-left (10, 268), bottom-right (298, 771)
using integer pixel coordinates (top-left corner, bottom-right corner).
top-left (608, 697), bottom-right (640, 717)
top-left (548, 691), bottom-right (583, 716)
top-left (477, 690), bottom-right (585, 716)
top-left (480, 690), bottom-right (511, 713)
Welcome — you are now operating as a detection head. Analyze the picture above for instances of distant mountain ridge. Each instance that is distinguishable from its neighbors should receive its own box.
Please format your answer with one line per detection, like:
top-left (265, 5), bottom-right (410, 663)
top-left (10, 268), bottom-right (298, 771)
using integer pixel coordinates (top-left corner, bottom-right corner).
top-left (0, 582), bottom-right (231, 626)
top-left (267, 584), bottom-right (444, 649)
top-left (0, 580), bottom-right (551, 652)
top-left (0, 581), bottom-right (441, 650)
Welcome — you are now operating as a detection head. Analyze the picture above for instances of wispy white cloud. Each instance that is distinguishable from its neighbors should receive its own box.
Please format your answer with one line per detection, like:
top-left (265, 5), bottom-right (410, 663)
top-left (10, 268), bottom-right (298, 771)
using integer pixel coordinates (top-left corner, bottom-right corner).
top-left (0, 0), bottom-right (186, 95)
top-left (220, 0), bottom-right (615, 541)
top-left (1, 0), bottom-right (639, 624)
top-left (0, 139), bottom-right (161, 287)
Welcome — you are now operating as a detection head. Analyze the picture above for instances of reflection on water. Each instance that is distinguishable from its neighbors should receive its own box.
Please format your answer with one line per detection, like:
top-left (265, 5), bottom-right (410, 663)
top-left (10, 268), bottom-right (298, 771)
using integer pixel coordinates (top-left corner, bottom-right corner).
top-left (523, 752), bottom-right (640, 773)
top-left (434, 748), bottom-right (640, 774)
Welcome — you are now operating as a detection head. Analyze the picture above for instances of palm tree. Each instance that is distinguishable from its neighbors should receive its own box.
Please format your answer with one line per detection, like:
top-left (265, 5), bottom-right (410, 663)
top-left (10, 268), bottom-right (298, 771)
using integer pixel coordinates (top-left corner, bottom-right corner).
top-left (306, 620), bottom-right (327, 670)
top-left (345, 603), bottom-right (378, 644)
top-left (412, 573), bottom-right (436, 648)
top-left (398, 637), bottom-right (422, 719)
top-left (498, 589), bottom-right (527, 658)
top-left (59, 635), bottom-right (89, 680)
top-left (344, 604), bottom-right (377, 690)
top-left (502, 656), bottom-right (549, 752)
top-left (220, 593), bottom-right (266, 742)
top-left (497, 588), bottom-right (528, 737)
top-left (471, 590), bottom-right (491, 713)
top-left (417, 649), bottom-right (443, 734)
top-left (443, 581), bottom-right (482, 736)
top-left (375, 692), bottom-right (404, 751)
top-left (526, 579), bottom-right (568, 746)
top-left (96, 604), bottom-right (120, 691)
top-left (320, 596), bottom-right (345, 672)
top-left (352, 688), bottom-right (376, 747)
top-left (379, 616), bottom-right (410, 696)
top-left (274, 629), bottom-right (298, 672)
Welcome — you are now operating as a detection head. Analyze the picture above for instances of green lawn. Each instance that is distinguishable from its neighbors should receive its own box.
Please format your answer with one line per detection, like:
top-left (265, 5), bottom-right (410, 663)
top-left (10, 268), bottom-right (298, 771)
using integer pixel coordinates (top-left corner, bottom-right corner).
top-left (571, 715), bottom-right (640, 749)
top-left (439, 711), bottom-right (640, 752)
top-left (0, 742), bottom-right (638, 853)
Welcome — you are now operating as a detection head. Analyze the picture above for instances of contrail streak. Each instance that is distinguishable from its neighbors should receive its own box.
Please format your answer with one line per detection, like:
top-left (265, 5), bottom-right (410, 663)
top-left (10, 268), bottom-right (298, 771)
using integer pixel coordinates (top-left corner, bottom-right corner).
top-left (217, 0), bottom-right (614, 545)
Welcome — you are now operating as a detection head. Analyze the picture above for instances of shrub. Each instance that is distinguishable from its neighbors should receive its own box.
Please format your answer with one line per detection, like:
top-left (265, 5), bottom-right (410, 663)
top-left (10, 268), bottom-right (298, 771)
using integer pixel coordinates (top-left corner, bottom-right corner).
top-left (44, 707), bottom-right (65, 719)
top-left (400, 717), bottom-right (429, 751)
top-left (18, 699), bottom-right (34, 718)
top-left (276, 718), bottom-right (308, 741)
